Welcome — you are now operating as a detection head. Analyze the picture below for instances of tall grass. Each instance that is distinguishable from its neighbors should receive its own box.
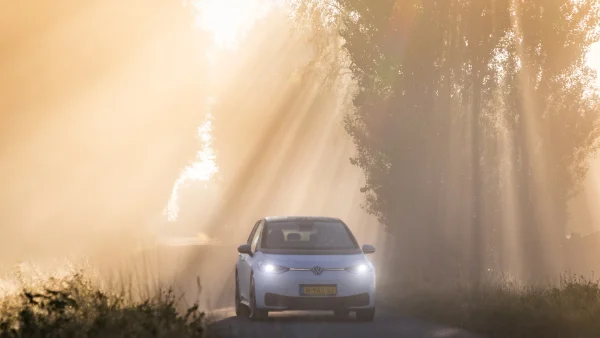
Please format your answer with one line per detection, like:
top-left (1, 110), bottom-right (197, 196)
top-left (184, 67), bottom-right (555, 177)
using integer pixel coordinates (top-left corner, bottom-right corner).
top-left (387, 274), bottom-right (600, 338)
top-left (0, 271), bottom-right (210, 338)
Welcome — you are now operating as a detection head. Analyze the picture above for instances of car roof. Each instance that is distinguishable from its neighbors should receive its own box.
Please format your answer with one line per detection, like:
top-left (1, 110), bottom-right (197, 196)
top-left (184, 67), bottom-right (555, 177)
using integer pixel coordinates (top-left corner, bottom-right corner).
top-left (263, 215), bottom-right (343, 223)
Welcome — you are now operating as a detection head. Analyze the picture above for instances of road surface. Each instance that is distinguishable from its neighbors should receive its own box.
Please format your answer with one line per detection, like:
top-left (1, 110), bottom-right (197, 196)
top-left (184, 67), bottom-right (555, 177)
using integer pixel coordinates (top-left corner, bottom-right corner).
top-left (208, 308), bottom-right (482, 338)
top-left (139, 242), bottom-right (482, 338)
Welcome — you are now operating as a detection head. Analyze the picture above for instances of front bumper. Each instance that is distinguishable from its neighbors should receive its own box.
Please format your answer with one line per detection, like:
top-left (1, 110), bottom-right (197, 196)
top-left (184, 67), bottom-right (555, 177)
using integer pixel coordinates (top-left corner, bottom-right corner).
top-left (253, 269), bottom-right (376, 310)
top-left (264, 292), bottom-right (370, 310)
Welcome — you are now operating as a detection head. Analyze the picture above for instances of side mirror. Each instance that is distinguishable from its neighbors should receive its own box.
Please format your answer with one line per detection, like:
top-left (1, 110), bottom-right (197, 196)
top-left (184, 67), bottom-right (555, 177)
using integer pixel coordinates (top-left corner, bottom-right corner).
top-left (362, 244), bottom-right (376, 254)
top-left (237, 244), bottom-right (252, 255)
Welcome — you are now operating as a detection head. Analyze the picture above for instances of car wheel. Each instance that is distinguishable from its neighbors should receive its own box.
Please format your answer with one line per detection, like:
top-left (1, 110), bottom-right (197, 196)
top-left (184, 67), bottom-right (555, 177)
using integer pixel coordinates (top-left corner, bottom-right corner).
top-left (356, 308), bottom-right (375, 322)
top-left (234, 271), bottom-right (245, 317)
top-left (333, 310), bottom-right (350, 318)
top-left (248, 275), bottom-right (268, 321)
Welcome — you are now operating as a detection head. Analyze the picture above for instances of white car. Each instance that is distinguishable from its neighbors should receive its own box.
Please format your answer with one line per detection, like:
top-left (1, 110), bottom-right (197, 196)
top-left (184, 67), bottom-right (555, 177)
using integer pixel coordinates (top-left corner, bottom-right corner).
top-left (234, 216), bottom-right (376, 321)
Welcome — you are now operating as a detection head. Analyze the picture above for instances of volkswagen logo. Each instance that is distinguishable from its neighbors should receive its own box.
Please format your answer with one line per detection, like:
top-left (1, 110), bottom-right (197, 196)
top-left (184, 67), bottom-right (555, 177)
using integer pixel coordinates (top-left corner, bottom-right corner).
top-left (311, 266), bottom-right (324, 275)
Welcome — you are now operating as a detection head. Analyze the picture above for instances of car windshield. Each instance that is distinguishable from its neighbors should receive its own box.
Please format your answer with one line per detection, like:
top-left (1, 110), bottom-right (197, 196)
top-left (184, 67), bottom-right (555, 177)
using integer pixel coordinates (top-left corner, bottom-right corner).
top-left (261, 220), bottom-right (358, 250)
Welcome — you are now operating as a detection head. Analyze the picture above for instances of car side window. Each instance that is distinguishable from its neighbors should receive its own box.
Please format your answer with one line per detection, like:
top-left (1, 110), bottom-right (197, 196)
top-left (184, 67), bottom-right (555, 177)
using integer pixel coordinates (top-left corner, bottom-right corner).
top-left (250, 221), bottom-right (264, 253)
top-left (246, 220), bottom-right (261, 245)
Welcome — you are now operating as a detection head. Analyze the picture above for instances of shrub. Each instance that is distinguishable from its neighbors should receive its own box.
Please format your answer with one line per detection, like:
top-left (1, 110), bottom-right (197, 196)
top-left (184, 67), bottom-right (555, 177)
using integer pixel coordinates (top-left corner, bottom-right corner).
top-left (0, 272), bottom-right (208, 338)
top-left (388, 274), bottom-right (600, 338)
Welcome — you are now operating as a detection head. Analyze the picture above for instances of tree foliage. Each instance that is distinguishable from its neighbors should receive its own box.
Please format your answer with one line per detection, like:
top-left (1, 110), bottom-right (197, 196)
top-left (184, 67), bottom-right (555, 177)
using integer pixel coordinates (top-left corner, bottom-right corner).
top-left (295, 0), bottom-right (600, 279)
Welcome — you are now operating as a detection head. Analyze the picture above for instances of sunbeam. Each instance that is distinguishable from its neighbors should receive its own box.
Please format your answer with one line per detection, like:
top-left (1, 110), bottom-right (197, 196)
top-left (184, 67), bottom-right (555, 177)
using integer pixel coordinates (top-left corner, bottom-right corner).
top-left (2, 1), bottom-right (600, 336)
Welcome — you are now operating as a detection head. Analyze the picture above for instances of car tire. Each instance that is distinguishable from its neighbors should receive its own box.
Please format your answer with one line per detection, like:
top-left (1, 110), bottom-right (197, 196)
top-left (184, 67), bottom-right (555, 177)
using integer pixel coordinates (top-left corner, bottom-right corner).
top-left (234, 271), bottom-right (246, 317)
top-left (333, 310), bottom-right (350, 318)
top-left (248, 275), bottom-right (268, 321)
top-left (356, 308), bottom-right (375, 322)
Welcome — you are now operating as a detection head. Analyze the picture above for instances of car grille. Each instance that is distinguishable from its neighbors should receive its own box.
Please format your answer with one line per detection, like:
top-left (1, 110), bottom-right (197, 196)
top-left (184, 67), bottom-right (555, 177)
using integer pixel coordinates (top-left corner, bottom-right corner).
top-left (264, 293), bottom-right (370, 310)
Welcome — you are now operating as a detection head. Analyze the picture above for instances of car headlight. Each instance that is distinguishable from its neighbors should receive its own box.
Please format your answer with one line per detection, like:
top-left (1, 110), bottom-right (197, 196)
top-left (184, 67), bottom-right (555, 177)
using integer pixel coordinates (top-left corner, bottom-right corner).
top-left (257, 261), bottom-right (289, 274)
top-left (345, 263), bottom-right (372, 274)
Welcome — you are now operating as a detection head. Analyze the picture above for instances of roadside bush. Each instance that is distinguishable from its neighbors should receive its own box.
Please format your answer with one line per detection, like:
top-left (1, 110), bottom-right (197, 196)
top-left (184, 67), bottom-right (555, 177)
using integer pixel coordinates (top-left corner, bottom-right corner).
top-left (388, 274), bottom-right (600, 338)
top-left (0, 272), bottom-right (208, 338)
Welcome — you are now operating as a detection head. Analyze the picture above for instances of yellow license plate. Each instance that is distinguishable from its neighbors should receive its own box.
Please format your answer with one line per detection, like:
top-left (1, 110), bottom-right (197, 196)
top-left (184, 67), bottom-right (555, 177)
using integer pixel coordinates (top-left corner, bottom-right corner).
top-left (301, 285), bottom-right (337, 296)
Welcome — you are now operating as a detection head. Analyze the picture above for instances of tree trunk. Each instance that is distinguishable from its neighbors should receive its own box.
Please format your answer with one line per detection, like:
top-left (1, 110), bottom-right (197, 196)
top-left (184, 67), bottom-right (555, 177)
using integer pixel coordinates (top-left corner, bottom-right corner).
top-left (470, 67), bottom-right (483, 285)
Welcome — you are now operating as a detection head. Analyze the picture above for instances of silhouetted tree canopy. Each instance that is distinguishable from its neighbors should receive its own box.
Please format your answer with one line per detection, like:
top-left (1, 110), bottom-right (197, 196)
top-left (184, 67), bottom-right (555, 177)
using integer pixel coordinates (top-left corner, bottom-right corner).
top-left (295, 0), bottom-right (600, 280)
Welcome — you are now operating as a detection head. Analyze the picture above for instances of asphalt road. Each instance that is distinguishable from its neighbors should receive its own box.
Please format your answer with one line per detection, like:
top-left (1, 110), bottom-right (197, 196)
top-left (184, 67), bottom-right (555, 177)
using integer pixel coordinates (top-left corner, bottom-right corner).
top-left (208, 308), bottom-right (482, 338)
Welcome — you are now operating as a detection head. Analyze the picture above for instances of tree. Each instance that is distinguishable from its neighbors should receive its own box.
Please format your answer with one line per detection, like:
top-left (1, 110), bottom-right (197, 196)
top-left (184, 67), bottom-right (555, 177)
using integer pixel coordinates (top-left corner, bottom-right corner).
top-left (295, 0), bottom-right (600, 279)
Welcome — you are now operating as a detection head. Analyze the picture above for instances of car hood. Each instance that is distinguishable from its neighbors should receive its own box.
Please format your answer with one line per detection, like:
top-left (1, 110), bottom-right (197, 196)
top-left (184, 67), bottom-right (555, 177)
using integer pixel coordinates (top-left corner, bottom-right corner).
top-left (260, 253), bottom-right (366, 269)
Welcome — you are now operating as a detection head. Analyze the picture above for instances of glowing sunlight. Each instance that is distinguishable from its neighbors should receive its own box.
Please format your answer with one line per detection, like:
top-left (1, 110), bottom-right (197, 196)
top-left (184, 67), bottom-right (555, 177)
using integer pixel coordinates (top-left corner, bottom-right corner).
top-left (5, 1), bottom-right (600, 336)
top-left (163, 0), bottom-right (277, 222)
top-left (588, 41), bottom-right (600, 88)
top-left (192, 0), bottom-right (274, 49)
top-left (164, 108), bottom-right (218, 222)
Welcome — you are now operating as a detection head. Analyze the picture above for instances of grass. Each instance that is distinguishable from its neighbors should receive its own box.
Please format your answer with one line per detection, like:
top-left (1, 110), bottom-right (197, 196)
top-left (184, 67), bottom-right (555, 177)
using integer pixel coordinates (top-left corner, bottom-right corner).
top-left (387, 274), bottom-right (600, 338)
top-left (0, 271), bottom-right (212, 338)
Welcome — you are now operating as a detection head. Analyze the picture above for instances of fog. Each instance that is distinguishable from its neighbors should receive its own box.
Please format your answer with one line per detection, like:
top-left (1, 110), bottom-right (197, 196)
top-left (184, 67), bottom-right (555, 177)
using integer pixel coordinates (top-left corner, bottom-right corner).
top-left (0, 0), bottom-right (386, 307)
top-left (1, 0), bottom-right (600, 310)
